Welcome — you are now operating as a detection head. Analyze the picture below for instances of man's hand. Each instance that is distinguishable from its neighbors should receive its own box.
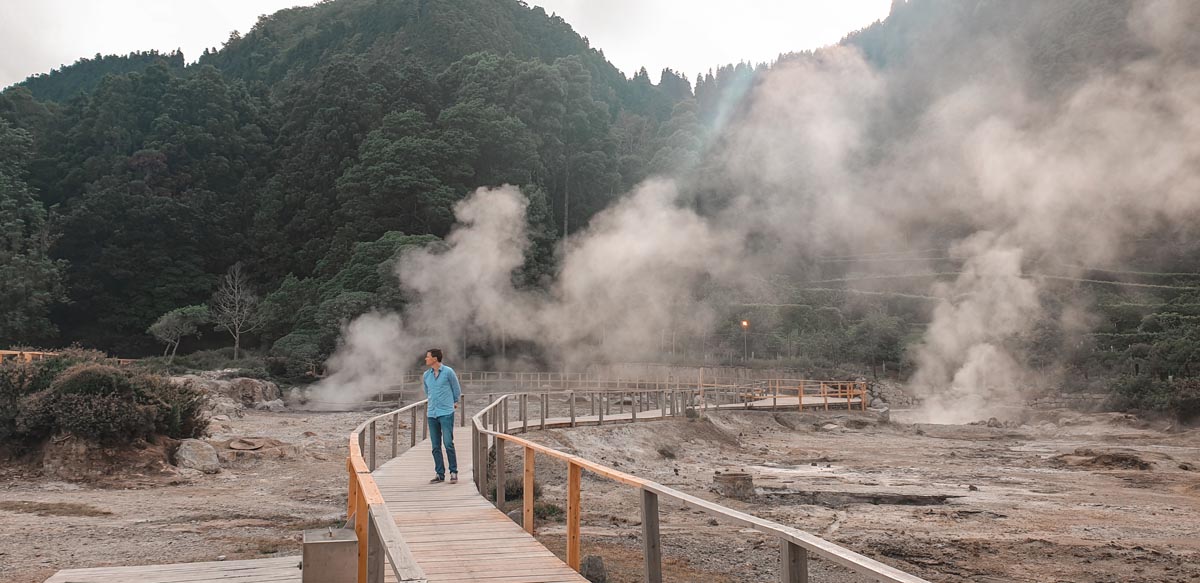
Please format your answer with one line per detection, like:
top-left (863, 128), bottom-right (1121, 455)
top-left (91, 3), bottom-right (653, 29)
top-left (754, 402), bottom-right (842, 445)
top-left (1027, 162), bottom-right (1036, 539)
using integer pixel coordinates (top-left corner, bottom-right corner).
top-left (454, 402), bottom-right (460, 410)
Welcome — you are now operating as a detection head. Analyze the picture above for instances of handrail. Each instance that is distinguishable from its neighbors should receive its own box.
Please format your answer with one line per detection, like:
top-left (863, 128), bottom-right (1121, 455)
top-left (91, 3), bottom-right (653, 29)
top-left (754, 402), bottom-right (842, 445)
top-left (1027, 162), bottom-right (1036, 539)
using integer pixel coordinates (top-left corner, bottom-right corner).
top-left (346, 399), bottom-right (432, 583)
top-left (0, 349), bottom-right (136, 366)
top-left (470, 388), bottom-right (926, 583)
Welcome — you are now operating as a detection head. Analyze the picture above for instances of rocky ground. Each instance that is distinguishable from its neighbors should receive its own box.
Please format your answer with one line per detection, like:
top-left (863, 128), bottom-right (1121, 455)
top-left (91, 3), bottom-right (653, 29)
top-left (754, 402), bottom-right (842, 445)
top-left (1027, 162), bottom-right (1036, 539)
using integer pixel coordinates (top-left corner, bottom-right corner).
top-left (2, 382), bottom-right (1198, 583)
top-left (519, 408), bottom-right (1200, 583)
top-left (0, 372), bottom-right (376, 583)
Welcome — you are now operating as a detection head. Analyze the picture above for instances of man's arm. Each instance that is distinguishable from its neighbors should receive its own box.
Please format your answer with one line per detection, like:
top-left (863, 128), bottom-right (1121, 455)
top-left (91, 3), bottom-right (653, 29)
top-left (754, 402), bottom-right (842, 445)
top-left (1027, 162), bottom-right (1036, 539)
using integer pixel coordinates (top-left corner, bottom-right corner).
top-left (448, 369), bottom-right (462, 407)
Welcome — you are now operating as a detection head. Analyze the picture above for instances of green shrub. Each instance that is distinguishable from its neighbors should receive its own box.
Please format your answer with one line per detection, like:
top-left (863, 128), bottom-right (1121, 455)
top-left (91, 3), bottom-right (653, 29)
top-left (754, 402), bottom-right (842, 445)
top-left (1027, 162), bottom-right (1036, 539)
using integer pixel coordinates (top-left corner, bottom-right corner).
top-left (1112, 375), bottom-right (1200, 421)
top-left (504, 476), bottom-right (542, 501)
top-left (172, 348), bottom-right (264, 372)
top-left (6, 363), bottom-right (207, 446)
top-left (533, 502), bottom-right (564, 521)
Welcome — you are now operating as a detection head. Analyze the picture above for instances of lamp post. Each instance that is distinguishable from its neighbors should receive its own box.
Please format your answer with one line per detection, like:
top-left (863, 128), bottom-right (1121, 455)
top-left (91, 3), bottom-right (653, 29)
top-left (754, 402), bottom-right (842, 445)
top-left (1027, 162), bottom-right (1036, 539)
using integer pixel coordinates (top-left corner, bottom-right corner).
top-left (741, 320), bottom-right (749, 361)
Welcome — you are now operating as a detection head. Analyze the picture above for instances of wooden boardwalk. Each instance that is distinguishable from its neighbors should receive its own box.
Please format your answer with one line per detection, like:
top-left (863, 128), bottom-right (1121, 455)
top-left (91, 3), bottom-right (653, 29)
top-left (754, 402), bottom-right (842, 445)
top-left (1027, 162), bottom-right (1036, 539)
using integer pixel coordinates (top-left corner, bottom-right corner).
top-left (376, 426), bottom-right (587, 583)
top-left (44, 557), bottom-right (300, 583)
top-left (46, 398), bottom-right (869, 583)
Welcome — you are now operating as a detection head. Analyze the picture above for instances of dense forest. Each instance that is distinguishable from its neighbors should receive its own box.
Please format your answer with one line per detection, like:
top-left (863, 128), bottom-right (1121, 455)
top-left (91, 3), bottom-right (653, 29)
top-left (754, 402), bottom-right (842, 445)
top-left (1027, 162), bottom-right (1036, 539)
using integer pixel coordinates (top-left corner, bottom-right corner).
top-left (1, 0), bottom-right (1197, 414)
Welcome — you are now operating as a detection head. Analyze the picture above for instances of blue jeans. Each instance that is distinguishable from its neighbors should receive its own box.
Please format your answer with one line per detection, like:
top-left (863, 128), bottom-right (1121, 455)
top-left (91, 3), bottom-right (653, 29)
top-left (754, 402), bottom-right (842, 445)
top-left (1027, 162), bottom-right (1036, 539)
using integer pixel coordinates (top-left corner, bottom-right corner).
top-left (428, 413), bottom-right (457, 477)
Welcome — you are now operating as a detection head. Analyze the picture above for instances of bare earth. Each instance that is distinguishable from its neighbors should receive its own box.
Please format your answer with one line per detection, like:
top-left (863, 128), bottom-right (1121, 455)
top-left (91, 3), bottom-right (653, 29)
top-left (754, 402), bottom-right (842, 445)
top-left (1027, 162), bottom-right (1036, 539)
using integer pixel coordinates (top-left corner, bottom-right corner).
top-left (3, 398), bottom-right (1199, 583)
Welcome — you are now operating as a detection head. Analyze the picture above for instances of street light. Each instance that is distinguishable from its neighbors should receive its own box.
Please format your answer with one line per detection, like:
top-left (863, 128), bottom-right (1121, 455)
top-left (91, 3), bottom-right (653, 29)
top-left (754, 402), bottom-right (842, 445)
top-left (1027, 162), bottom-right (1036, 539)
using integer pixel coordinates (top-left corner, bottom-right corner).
top-left (741, 320), bottom-right (749, 361)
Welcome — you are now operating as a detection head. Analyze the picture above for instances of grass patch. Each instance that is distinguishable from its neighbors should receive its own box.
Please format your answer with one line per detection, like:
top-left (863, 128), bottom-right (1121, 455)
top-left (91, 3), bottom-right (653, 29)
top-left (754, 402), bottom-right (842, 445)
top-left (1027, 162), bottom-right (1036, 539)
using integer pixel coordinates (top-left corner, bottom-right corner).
top-left (0, 500), bottom-right (112, 517)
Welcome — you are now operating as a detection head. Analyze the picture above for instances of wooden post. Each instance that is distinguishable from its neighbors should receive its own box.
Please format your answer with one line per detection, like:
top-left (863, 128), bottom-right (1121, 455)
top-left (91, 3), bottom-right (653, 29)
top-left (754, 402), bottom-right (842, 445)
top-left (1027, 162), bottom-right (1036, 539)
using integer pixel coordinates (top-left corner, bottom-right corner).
top-left (632, 392), bottom-right (638, 422)
top-left (478, 422), bottom-right (488, 499)
top-left (598, 394), bottom-right (605, 425)
top-left (471, 423), bottom-right (478, 489)
top-left (369, 421), bottom-right (377, 471)
top-left (502, 398), bottom-right (509, 434)
top-left (411, 407), bottom-right (417, 446)
top-left (520, 393), bottom-right (527, 432)
top-left (346, 459), bottom-right (357, 521)
top-left (355, 485), bottom-right (369, 583)
top-left (495, 436), bottom-right (506, 512)
top-left (641, 489), bottom-right (663, 583)
top-left (566, 461), bottom-right (582, 571)
top-left (781, 540), bottom-right (809, 583)
top-left (366, 512), bottom-right (384, 583)
top-left (541, 393), bottom-right (547, 430)
top-left (823, 383), bottom-right (829, 411)
top-left (391, 413), bottom-right (398, 458)
top-left (569, 391), bottom-right (576, 428)
top-left (421, 404), bottom-right (428, 440)
top-left (523, 446), bottom-right (535, 534)
top-left (460, 394), bottom-right (467, 427)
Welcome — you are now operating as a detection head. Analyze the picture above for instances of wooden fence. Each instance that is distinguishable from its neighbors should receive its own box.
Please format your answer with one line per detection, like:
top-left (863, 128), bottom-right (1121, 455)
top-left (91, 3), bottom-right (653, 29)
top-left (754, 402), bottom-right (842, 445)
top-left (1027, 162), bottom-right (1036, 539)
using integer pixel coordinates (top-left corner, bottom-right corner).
top-left (469, 387), bottom-right (926, 583)
top-left (0, 349), bottom-right (136, 366)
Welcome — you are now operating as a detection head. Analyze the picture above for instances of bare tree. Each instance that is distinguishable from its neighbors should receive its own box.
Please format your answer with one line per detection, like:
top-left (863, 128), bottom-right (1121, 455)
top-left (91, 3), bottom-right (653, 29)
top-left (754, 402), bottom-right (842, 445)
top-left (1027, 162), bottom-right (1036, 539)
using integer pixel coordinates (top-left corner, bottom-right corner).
top-left (211, 263), bottom-right (263, 360)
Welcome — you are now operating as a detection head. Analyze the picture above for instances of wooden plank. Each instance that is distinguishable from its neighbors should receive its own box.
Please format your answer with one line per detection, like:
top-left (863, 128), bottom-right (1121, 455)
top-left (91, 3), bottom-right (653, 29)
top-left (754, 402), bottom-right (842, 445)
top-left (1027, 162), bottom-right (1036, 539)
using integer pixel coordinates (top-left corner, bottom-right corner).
top-left (45, 557), bottom-right (300, 583)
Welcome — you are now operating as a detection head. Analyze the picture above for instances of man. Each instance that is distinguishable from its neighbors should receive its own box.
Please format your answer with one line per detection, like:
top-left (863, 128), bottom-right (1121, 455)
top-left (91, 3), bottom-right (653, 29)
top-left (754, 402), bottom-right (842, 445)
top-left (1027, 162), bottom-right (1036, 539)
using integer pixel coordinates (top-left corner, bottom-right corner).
top-left (422, 348), bottom-right (461, 484)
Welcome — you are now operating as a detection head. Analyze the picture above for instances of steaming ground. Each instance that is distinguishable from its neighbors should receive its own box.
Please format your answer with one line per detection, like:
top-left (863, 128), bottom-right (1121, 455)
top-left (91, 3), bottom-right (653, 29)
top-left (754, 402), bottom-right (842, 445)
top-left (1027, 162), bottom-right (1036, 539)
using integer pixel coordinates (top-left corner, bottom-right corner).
top-left (313, 0), bottom-right (1200, 424)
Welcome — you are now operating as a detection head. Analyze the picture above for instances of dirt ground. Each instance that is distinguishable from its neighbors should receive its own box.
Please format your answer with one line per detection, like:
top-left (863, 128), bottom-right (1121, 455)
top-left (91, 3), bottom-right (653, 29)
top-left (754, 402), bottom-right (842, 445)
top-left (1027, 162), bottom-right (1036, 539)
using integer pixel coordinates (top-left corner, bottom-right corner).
top-left (2, 393), bottom-right (1199, 583)
top-left (519, 408), bottom-right (1200, 583)
top-left (0, 408), bottom-right (365, 583)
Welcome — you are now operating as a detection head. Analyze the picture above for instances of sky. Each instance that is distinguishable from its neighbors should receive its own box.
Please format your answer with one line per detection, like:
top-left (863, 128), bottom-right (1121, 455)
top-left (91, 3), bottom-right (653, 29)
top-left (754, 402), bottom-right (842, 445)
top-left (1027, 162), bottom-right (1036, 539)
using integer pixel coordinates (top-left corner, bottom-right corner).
top-left (0, 0), bottom-right (892, 88)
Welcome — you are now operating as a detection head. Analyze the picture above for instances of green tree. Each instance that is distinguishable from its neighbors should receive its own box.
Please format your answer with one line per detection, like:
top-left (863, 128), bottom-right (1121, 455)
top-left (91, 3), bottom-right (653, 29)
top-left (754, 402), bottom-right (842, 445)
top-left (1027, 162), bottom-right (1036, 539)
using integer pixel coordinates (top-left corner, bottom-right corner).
top-left (147, 305), bottom-right (209, 361)
top-left (0, 120), bottom-right (65, 345)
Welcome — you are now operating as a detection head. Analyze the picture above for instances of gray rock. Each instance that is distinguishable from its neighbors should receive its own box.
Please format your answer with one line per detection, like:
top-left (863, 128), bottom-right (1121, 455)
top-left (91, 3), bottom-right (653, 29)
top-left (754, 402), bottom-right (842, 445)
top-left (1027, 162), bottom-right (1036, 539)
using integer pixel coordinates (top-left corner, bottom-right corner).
top-left (580, 555), bottom-right (606, 583)
top-left (255, 399), bottom-right (286, 412)
top-left (208, 396), bottom-right (245, 418)
top-left (175, 439), bottom-right (221, 474)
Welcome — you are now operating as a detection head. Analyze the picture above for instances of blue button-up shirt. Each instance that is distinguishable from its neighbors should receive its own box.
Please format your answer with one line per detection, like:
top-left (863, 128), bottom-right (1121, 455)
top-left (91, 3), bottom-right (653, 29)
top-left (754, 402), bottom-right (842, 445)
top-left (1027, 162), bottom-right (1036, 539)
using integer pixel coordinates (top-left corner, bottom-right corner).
top-left (422, 364), bottom-right (461, 418)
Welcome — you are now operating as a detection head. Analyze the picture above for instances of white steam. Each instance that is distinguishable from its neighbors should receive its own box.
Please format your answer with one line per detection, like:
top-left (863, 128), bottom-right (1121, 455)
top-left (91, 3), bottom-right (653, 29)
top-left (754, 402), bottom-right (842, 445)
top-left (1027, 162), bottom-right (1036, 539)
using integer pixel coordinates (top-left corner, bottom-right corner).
top-left (314, 1), bottom-right (1200, 422)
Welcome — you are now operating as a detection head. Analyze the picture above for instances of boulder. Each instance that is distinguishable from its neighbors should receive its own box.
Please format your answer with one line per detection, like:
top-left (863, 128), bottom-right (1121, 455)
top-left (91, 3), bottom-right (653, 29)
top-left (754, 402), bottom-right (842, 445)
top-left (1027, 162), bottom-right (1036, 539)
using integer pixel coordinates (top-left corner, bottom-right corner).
top-left (227, 378), bottom-right (282, 405)
top-left (255, 399), bottom-right (286, 412)
top-left (209, 396), bottom-right (245, 418)
top-left (173, 375), bottom-right (281, 407)
top-left (175, 439), bottom-right (221, 474)
top-left (40, 435), bottom-right (176, 482)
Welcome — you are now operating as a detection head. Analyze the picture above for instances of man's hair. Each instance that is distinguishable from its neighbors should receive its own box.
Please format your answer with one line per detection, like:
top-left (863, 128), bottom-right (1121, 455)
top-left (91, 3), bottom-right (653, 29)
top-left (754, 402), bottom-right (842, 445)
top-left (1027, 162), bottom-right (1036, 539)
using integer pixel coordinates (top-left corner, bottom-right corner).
top-left (427, 348), bottom-right (443, 363)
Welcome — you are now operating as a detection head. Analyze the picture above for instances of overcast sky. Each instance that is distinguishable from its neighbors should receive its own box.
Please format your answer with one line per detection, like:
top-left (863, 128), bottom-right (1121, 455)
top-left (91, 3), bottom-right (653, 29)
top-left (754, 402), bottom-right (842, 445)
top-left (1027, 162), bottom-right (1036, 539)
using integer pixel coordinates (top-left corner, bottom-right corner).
top-left (1, 0), bottom-right (892, 89)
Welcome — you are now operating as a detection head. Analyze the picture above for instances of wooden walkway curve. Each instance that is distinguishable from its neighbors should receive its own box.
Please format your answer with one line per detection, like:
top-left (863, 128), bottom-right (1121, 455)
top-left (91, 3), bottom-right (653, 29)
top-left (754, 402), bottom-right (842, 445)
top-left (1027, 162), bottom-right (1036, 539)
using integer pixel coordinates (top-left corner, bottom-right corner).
top-left (375, 426), bottom-right (586, 583)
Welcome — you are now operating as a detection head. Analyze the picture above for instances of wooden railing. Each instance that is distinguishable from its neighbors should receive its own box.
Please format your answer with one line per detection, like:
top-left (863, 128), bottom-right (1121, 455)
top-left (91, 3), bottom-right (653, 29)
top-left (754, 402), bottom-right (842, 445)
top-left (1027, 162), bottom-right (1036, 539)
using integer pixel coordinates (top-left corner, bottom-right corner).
top-left (0, 350), bottom-right (136, 366)
top-left (0, 350), bottom-right (59, 363)
top-left (346, 400), bottom-right (432, 583)
top-left (470, 388), bottom-right (927, 583)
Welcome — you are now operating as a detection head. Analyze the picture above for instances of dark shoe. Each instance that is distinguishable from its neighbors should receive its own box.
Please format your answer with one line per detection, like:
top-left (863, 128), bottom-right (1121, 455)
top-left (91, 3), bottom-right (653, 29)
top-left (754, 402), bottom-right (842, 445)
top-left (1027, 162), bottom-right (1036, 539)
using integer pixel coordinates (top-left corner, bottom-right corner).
top-left (449, 473), bottom-right (458, 484)
top-left (429, 475), bottom-right (444, 483)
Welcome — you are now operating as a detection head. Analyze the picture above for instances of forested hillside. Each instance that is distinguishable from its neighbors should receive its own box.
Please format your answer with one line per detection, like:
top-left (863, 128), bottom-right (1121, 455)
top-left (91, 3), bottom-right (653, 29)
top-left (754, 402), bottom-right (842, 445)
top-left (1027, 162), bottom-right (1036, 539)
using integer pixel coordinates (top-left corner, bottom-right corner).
top-left (2, 0), bottom-right (1197, 416)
